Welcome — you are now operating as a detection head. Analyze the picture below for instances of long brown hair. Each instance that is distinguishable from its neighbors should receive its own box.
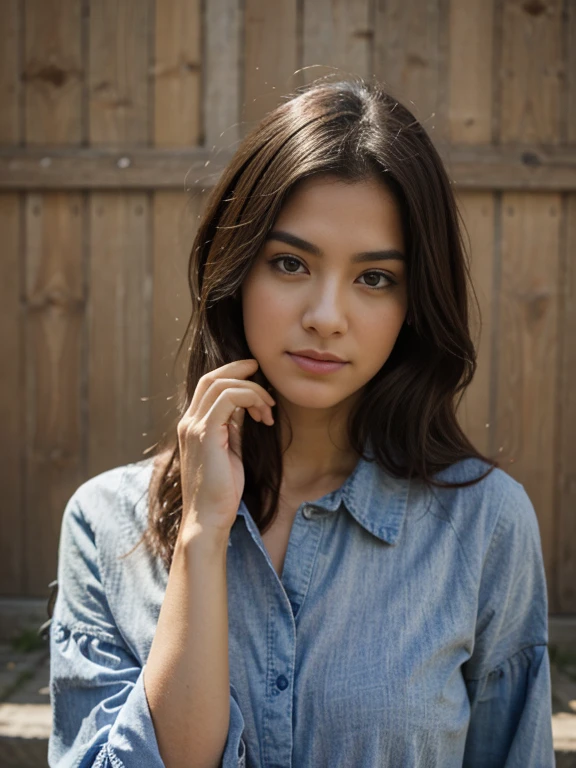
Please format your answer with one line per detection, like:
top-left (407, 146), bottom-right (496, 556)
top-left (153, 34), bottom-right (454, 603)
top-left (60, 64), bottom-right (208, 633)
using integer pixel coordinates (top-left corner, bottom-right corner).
top-left (140, 77), bottom-right (498, 570)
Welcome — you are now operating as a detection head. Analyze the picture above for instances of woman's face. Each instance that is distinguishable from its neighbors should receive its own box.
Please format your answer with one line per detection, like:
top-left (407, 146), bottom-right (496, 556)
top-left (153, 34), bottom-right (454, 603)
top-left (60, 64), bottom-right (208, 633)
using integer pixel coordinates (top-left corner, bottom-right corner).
top-left (241, 173), bottom-right (408, 411)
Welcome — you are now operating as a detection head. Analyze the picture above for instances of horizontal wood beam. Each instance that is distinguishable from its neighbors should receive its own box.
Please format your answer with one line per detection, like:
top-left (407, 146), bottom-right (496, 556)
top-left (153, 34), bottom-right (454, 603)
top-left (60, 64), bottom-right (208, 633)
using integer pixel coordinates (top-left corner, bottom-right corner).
top-left (0, 145), bottom-right (575, 191)
top-left (0, 147), bottom-right (228, 191)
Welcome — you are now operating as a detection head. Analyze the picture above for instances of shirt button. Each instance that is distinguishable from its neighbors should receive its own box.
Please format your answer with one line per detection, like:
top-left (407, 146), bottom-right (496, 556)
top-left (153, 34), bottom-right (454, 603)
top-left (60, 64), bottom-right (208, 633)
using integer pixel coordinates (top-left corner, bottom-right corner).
top-left (275, 674), bottom-right (289, 691)
top-left (302, 506), bottom-right (313, 519)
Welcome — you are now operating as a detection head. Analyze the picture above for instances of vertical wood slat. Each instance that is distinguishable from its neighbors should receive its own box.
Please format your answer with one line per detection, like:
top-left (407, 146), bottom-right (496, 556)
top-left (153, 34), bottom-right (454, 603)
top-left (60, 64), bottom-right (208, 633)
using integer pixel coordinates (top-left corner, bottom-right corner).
top-left (23, 0), bottom-right (84, 596)
top-left (24, 193), bottom-right (84, 594)
top-left (204, 0), bottom-right (242, 147)
top-left (151, 0), bottom-right (203, 452)
top-left (302, 0), bottom-right (372, 86)
top-left (557, 193), bottom-right (576, 611)
top-left (87, 194), bottom-right (152, 478)
top-left (153, 0), bottom-right (202, 147)
top-left (87, 0), bottom-right (153, 480)
top-left (453, 194), bottom-right (495, 458)
top-left (242, 0), bottom-right (299, 132)
top-left (448, 0), bottom-right (494, 144)
top-left (0, 0), bottom-right (21, 144)
top-left (0, 194), bottom-right (24, 595)
top-left (89, 0), bottom-right (151, 145)
top-left (555, 1), bottom-right (576, 612)
top-left (0, 1), bottom-right (23, 595)
top-left (495, 0), bottom-right (563, 610)
top-left (24, 0), bottom-right (82, 145)
top-left (494, 194), bottom-right (560, 583)
top-left (150, 193), bottom-right (196, 448)
top-left (448, 0), bottom-right (495, 459)
top-left (500, 0), bottom-right (563, 145)
top-left (373, 0), bottom-right (449, 142)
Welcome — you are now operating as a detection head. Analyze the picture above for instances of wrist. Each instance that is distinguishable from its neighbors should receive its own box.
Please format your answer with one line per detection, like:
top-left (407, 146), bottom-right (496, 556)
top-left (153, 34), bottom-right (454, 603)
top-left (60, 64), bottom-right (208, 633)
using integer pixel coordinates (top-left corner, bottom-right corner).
top-left (175, 520), bottom-right (231, 555)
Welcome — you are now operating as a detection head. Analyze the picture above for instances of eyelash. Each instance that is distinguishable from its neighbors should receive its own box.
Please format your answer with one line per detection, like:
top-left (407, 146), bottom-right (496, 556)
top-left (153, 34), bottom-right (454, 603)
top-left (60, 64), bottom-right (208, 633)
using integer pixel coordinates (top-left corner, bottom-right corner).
top-left (268, 255), bottom-right (397, 291)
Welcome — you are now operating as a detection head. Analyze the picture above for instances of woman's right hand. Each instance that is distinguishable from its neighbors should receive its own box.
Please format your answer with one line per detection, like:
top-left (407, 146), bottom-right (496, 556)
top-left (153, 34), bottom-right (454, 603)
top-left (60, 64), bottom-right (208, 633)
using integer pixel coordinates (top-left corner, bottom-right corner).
top-left (176, 358), bottom-right (276, 541)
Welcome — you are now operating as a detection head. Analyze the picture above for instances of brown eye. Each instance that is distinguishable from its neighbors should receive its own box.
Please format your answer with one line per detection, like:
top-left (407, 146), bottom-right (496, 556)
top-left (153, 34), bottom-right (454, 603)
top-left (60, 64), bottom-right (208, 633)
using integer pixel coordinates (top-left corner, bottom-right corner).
top-left (362, 273), bottom-right (381, 287)
top-left (270, 256), bottom-right (306, 274)
top-left (357, 271), bottom-right (396, 290)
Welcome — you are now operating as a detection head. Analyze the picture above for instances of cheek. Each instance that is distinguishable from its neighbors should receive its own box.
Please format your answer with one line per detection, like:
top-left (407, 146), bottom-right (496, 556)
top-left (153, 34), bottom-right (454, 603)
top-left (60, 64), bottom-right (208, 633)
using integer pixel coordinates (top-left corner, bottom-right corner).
top-left (242, 281), bottom-right (289, 350)
top-left (355, 304), bottom-right (405, 364)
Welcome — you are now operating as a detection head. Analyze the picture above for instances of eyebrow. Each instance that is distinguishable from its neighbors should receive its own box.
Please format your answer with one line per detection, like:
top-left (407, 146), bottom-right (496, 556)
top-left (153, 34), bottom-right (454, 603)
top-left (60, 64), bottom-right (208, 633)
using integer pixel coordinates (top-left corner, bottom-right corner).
top-left (265, 230), bottom-right (406, 264)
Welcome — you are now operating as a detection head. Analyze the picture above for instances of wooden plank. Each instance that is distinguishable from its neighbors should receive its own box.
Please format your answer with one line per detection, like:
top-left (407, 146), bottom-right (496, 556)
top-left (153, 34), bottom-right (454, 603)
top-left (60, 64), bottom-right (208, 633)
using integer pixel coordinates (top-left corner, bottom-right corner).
top-left (0, 195), bottom-right (24, 596)
top-left (493, 193), bottom-right (560, 597)
top-left (22, 0), bottom-right (84, 597)
top-left (87, 193), bottom-right (152, 477)
top-left (24, 193), bottom-right (84, 595)
top-left (448, 0), bottom-right (495, 458)
top-left (568, 0), bottom-right (576, 143)
top-left (500, 0), bottom-right (562, 144)
top-left (153, 0), bottom-right (201, 147)
top-left (448, 0), bottom-right (493, 144)
top-left (495, 0), bottom-right (563, 612)
top-left (0, 0), bottom-right (20, 144)
top-left (453, 193), bottom-right (495, 457)
top-left (4, 144), bottom-right (576, 190)
top-left (89, 0), bottom-right (151, 145)
top-left (87, 0), bottom-right (153, 478)
top-left (555, 2), bottom-right (576, 612)
top-left (0, 146), bottom-right (219, 189)
top-left (149, 192), bottom-right (197, 449)
top-left (242, 0), bottom-right (299, 132)
top-left (373, 0), bottom-right (449, 142)
top-left (302, 0), bottom-right (371, 85)
top-left (557, 194), bottom-right (576, 611)
top-left (204, 0), bottom-right (241, 147)
top-left (0, 1), bottom-right (23, 596)
top-left (151, 0), bottom-right (201, 451)
top-left (24, 0), bottom-right (82, 145)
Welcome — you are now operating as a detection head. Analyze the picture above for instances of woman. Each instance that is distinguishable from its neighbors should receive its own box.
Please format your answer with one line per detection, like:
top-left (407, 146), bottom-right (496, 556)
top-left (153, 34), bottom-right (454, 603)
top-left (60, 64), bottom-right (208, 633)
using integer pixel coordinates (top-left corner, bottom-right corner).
top-left (48, 79), bottom-right (554, 767)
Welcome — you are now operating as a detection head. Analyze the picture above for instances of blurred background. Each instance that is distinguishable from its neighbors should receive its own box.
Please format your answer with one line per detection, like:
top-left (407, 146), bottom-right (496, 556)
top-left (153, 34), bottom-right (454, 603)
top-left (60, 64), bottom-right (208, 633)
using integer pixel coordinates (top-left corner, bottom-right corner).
top-left (1, 1), bottom-right (576, 763)
top-left (0, 0), bottom-right (574, 618)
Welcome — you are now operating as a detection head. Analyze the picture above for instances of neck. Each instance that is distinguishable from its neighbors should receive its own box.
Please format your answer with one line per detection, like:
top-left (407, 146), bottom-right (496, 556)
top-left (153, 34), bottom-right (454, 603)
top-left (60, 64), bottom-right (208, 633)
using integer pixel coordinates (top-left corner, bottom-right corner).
top-left (276, 392), bottom-right (362, 490)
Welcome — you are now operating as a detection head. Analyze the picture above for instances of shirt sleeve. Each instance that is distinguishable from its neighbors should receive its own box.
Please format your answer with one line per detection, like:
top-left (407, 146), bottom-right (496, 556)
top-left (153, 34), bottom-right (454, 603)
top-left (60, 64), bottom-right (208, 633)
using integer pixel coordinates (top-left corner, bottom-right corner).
top-left (461, 479), bottom-right (555, 767)
top-left (48, 485), bottom-right (247, 768)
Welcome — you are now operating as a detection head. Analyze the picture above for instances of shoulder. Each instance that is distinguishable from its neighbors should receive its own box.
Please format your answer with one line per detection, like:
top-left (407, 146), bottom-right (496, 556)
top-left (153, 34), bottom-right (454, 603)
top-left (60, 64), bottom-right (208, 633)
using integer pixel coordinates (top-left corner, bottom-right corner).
top-left (430, 457), bottom-right (533, 523)
top-left (62, 457), bottom-right (155, 546)
top-left (425, 457), bottom-right (541, 577)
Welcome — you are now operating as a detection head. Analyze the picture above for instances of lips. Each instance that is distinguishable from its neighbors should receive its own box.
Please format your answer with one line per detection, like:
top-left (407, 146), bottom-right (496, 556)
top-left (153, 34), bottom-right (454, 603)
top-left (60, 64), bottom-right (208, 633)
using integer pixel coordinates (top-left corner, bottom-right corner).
top-left (289, 349), bottom-right (347, 363)
top-left (286, 352), bottom-right (348, 375)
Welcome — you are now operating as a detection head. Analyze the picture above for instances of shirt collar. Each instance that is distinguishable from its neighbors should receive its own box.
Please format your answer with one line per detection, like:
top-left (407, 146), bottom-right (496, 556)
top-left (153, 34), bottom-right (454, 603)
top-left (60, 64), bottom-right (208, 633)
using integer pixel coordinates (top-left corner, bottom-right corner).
top-left (237, 448), bottom-right (412, 547)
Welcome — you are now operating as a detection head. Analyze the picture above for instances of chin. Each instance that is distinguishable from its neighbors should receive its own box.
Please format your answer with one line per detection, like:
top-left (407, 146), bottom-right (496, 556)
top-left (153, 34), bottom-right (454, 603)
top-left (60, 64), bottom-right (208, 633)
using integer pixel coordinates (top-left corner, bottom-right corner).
top-left (271, 381), bottom-right (356, 410)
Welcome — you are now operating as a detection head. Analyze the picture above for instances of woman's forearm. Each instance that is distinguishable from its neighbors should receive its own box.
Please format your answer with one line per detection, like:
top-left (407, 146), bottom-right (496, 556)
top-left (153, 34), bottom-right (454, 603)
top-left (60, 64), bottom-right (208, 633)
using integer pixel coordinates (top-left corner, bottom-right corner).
top-left (143, 523), bottom-right (232, 768)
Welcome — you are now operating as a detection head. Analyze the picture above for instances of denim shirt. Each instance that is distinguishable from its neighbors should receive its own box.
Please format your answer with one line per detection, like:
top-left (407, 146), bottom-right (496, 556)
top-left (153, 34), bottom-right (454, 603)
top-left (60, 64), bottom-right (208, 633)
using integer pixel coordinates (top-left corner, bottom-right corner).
top-left (48, 452), bottom-right (555, 767)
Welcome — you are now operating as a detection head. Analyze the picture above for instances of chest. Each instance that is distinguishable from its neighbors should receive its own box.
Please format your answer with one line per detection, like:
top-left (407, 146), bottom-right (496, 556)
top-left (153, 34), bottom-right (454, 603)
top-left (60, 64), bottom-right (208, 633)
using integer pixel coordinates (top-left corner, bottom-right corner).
top-left (259, 475), bottom-right (353, 578)
top-left (223, 510), bottom-right (478, 761)
top-left (260, 506), bottom-right (298, 578)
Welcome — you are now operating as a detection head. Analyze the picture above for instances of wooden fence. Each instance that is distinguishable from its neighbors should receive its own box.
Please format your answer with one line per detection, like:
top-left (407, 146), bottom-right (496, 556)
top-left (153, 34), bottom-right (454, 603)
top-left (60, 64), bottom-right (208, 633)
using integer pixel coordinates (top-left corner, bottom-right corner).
top-left (0, 0), bottom-right (574, 615)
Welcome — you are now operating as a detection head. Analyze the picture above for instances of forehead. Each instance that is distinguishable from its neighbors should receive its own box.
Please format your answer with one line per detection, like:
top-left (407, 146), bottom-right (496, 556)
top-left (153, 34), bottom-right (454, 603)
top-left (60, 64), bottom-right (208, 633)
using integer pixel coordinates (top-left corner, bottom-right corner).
top-left (272, 174), bottom-right (404, 248)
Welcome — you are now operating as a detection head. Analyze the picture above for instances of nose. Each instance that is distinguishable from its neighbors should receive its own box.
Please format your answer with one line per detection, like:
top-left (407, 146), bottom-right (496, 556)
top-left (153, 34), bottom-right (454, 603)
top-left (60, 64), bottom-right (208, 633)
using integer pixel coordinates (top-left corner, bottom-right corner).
top-left (301, 278), bottom-right (348, 337)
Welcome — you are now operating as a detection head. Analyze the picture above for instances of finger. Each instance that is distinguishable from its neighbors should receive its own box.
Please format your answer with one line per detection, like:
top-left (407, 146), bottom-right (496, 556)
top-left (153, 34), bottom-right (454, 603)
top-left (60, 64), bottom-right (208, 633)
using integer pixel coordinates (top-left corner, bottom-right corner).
top-left (230, 405), bottom-right (245, 430)
top-left (186, 359), bottom-right (259, 418)
top-left (203, 388), bottom-right (275, 433)
top-left (228, 406), bottom-right (245, 459)
top-left (195, 377), bottom-right (275, 423)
